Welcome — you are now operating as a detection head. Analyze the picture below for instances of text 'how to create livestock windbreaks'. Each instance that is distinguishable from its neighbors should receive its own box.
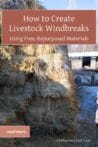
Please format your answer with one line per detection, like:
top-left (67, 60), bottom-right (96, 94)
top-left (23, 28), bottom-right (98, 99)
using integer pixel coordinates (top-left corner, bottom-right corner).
top-left (2, 10), bottom-right (96, 44)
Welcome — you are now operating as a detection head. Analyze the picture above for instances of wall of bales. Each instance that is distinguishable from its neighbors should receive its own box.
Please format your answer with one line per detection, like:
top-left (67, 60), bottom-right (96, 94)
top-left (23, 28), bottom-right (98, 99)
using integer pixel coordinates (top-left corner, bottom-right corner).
top-left (0, 0), bottom-right (77, 141)
top-left (0, 44), bottom-right (77, 134)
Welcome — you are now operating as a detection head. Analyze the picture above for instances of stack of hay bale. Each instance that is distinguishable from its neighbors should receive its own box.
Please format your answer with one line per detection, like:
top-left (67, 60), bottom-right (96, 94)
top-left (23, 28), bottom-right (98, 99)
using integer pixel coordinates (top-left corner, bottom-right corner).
top-left (0, 0), bottom-right (77, 135)
top-left (0, 43), bottom-right (77, 134)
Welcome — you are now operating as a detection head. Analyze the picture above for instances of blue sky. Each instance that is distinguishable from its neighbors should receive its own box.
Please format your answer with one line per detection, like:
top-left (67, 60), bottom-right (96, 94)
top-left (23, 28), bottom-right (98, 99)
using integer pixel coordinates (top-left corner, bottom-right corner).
top-left (40, 0), bottom-right (98, 10)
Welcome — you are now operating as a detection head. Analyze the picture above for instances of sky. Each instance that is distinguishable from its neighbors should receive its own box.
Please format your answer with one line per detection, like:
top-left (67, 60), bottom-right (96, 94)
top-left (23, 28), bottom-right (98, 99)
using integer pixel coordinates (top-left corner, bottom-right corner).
top-left (40, 0), bottom-right (98, 10)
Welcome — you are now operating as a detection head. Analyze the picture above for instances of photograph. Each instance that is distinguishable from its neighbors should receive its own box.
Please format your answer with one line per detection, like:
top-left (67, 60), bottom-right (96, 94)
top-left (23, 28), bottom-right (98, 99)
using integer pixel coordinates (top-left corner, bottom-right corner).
top-left (0, 0), bottom-right (98, 147)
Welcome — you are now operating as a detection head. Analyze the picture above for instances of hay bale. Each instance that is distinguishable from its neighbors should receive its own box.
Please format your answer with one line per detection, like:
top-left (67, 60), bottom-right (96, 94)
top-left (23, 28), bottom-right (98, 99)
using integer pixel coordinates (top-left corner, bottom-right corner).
top-left (0, 43), bottom-right (77, 135)
top-left (0, 0), bottom-right (77, 136)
